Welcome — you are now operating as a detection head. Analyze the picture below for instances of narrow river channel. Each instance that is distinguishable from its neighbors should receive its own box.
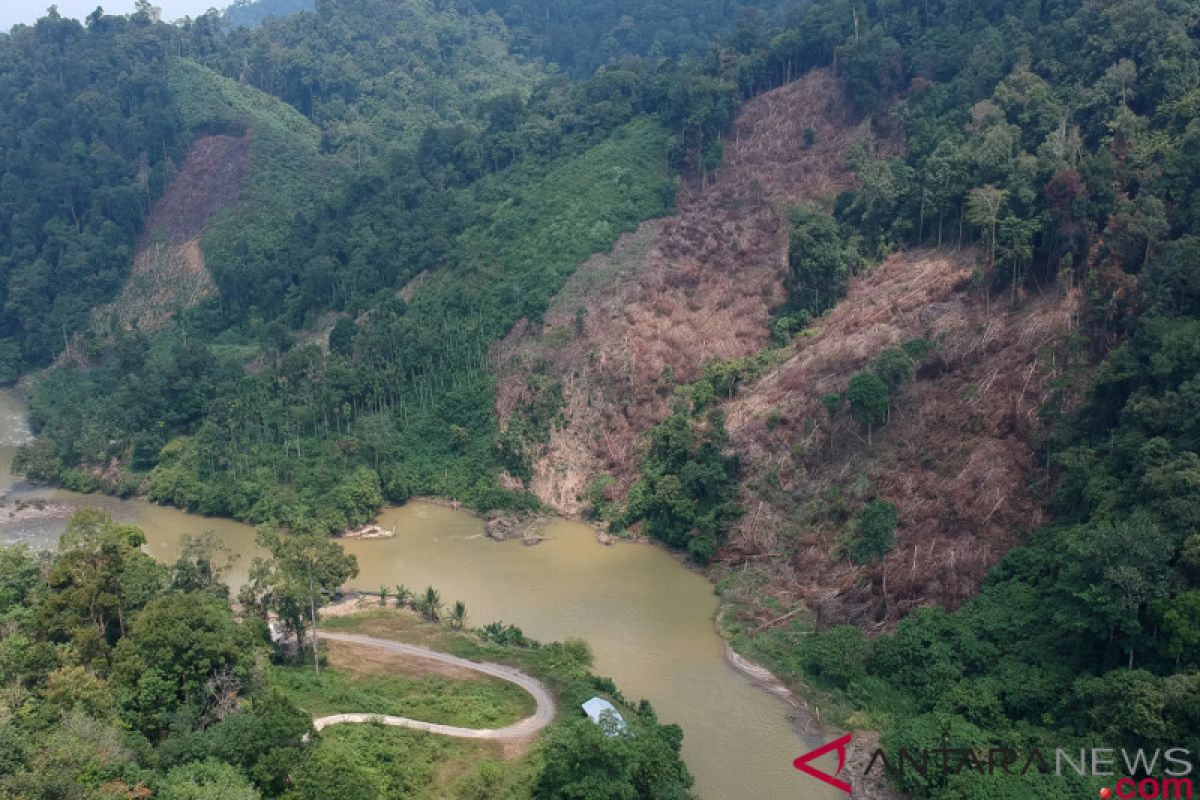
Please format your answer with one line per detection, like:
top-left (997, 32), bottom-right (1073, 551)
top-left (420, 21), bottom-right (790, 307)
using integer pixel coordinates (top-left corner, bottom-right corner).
top-left (0, 387), bottom-right (838, 800)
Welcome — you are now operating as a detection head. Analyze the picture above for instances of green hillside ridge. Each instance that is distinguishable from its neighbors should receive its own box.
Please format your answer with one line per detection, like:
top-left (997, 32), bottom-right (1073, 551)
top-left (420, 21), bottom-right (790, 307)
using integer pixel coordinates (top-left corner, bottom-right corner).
top-left (201, 0), bottom-right (544, 155)
top-left (3, 1), bottom-right (1200, 798)
top-left (169, 59), bottom-right (333, 312)
top-left (21, 105), bottom-right (671, 530)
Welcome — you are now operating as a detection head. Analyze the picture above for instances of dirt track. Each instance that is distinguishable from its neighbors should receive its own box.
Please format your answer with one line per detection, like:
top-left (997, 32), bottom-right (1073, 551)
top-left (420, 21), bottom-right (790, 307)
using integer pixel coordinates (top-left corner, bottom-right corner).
top-left (311, 631), bottom-right (556, 740)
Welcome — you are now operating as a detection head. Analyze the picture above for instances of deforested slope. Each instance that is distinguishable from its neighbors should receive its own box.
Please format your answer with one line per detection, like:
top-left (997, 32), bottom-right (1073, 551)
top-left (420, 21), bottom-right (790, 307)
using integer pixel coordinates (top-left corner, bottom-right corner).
top-left (98, 135), bottom-right (249, 333)
top-left (496, 70), bottom-right (897, 513)
top-left (720, 249), bottom-right (1083, 627)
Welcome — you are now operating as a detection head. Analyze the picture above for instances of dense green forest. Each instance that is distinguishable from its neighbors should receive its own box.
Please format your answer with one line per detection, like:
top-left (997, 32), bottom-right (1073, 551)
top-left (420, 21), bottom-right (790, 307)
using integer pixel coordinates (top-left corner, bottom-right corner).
top-left (2, 0), bottom-right (1200, 796)
top-left (0, 8), bottom-right (185, 379)
top-left (12, 0), bottom-right (705, 529)
top-left (474, 0), bottom-right (794, 78)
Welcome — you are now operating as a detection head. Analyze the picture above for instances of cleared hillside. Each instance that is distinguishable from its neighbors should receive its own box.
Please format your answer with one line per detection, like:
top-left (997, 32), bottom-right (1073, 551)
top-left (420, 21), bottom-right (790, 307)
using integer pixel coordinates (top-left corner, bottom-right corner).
top-left (79, 59), bottom-right (326, 345)
top-left (720, 249), bottom-right (1082, 628)
top-left (99, 135), bottom-right (248, 333)
top-left (498, 68), bottom-right (1085, 632)
top-left (496, 70), bottom-right (894, 512)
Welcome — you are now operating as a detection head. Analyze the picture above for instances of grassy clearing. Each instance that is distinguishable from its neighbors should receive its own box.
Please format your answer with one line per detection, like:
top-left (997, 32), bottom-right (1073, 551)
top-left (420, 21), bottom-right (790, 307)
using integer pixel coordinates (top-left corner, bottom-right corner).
top-left (303, 723), bottom-right (540, 800)
top-left (321, 607), bottom-right (619, 712)
top-left (272, 640), bottom-right (534, 727)
top-left (323, 609), bottom-right (471, 654)
top-left (293, 609), bottom-right (608, 800)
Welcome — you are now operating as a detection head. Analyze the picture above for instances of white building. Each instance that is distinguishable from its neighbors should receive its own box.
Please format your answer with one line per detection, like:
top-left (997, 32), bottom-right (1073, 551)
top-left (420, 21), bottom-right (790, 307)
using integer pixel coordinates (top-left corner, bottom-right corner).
top-left (581, 696), bottom-right (627, 736)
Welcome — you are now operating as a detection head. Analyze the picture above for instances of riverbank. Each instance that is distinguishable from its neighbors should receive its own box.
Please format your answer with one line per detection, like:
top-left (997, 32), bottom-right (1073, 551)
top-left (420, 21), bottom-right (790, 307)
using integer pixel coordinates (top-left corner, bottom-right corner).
top-left (0, 497), bottom-right (75, 523)
top-left (1, 464), bottom-right (836, 750)
top-left (1, 382), bottom-right (845, 800)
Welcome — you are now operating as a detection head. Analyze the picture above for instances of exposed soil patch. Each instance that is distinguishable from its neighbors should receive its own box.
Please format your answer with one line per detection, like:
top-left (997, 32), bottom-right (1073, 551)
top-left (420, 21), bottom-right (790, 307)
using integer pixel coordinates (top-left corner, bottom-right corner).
top-left (99, 135), bottom-right (249, 333)
top-left (496, 70), bottom-right (894, 513)
top-left (720, 249), bottom-right (1083, 628)
top-left (143, 135), bottom-right (250, 246)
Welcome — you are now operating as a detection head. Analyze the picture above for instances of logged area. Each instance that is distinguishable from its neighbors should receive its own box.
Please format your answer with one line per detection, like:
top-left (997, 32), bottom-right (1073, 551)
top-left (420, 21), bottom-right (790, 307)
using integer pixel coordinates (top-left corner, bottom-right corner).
top-left (143, 134), bottom-right (250, 246)
top-left (4, 0), bottom-right (1200, 798)
top-left (101, 135), bottom-right (249, 333)
top-left (722, 249), bottom-right (1081, 626)
top-left (497, 71), bottom-right (894, 512)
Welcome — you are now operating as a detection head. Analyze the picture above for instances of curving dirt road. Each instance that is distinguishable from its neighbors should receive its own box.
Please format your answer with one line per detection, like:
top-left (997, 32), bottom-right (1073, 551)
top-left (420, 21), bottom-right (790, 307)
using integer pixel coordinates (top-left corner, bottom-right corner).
top-left (311, 631), bottom-right (556, 740)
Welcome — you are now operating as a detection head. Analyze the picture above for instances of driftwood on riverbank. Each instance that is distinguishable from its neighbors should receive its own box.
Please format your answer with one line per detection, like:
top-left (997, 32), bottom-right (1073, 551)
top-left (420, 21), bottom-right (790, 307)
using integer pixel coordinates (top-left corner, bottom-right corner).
top-left (485, 515), bottom-right (547, 546)
top-left (340, 523), bottom-right (395, 539)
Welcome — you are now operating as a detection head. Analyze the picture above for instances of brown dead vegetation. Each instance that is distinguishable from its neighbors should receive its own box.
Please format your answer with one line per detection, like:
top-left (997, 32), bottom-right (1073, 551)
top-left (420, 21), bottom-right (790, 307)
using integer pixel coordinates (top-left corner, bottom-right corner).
top-left (722, 248), bottom-right (1083, 628)
top-left (97, 135), bottom-right (249, 334)
top-left (496, 70), bottom-right (891, 513)
top-left (107, 239), bottom-right (216, 332)
top-left (144, 134), bottom-right (250, 246)
top-left (497, 68), bottom-right (1081, 632)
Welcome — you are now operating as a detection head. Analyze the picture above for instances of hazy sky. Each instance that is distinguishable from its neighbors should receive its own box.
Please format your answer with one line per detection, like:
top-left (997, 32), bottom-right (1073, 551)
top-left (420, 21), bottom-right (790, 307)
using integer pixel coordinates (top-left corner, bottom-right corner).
top-left (1, 0), bottom-right (225, 32)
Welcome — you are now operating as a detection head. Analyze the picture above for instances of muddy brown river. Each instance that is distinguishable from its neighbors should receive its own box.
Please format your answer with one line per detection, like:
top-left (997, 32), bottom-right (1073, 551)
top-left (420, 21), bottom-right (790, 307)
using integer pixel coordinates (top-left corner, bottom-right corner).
top-left (0, 388), bottom-right (838, 800)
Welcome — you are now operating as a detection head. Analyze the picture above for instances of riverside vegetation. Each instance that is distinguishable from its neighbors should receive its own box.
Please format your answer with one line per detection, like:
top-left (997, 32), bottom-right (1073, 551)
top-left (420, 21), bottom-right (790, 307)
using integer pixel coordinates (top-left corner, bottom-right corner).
top-left (2, 0), bottom-right (1200, 798)
top-left (0, 509), bottom-right (694, 799)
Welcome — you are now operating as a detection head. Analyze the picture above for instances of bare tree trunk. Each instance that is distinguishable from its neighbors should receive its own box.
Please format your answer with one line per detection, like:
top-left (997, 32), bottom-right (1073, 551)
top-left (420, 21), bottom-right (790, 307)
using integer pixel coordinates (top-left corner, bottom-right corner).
top-left (309, 572), bottom-right (320, 675)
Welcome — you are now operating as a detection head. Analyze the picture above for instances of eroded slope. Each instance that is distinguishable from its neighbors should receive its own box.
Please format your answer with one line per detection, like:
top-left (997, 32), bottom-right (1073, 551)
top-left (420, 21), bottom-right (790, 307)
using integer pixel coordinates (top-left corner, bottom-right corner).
top-left (497, 70), bottom-right (886, 512)
top-left (101, 134), bottom-right (248, 333)
top-left (721, 250), bottom-right (1082, 627)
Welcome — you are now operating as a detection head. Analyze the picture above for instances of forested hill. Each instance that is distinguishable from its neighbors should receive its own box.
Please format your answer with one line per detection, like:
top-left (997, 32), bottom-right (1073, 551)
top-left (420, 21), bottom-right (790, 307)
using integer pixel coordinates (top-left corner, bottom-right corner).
top-left (223, 0), bottom-right (315, 29)
top-left (1, 0), bottom-right (749, 531)
top-left (2, 0), bottom-right (1200, 798)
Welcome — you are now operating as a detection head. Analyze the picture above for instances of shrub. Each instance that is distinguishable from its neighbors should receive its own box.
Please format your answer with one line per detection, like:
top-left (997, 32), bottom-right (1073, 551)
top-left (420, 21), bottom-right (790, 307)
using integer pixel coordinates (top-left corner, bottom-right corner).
top-left (785, 206), bottom-right (859, 317)
top-left (873, 347), bottom-right (915, 388)
top-left (847, 372), bottom-right (891, 429)
top-left (849, 500), bottom-right (898, 564)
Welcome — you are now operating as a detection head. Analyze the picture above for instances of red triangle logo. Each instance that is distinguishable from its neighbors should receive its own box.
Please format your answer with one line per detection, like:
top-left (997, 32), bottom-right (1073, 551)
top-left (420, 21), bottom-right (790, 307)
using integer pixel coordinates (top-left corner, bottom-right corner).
top-left (793, 733), bottom-right (853, 794)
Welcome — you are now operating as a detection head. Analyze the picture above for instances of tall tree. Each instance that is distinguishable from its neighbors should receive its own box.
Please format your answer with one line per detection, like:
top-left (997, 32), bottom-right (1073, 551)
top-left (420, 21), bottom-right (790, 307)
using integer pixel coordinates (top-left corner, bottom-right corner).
top-left (245, 528), bottom-right (358, 674)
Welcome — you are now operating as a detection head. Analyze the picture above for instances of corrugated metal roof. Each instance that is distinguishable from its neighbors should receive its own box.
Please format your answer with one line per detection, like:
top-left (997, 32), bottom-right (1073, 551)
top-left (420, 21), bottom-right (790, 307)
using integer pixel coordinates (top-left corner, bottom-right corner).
top-left (581, 696), bottom-right (627, 734)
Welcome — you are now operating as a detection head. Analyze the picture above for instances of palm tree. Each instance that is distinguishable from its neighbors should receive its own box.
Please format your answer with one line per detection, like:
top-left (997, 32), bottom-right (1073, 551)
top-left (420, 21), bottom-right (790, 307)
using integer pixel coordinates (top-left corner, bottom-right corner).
top-left (378, 586), bottom-right (388, 606)
top-left (449, 600), bottom-right (467, 630)
top-left (394, 584), bottom-right (412, 609)
top-left (419, 586), bottom-right (443, 621)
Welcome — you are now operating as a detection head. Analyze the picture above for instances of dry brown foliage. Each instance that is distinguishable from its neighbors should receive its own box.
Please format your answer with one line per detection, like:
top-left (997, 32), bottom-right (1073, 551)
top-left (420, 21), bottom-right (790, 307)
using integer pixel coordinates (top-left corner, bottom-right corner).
top-left (144, 134), bottom-right (250, 246)
top-left (500, 69), bottom-right (1082, 632)
top-left (495, 70), bottom-right (885, 513)
top-left (722, 248), bottom-right (1083, 628)
top-left (99, 135), bottom-right (249, 334)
